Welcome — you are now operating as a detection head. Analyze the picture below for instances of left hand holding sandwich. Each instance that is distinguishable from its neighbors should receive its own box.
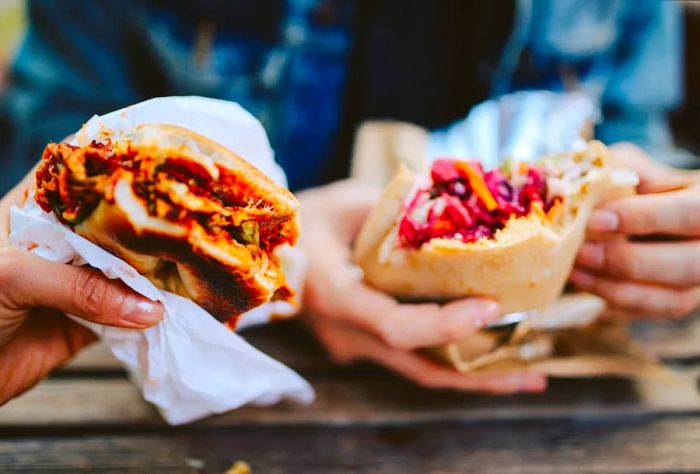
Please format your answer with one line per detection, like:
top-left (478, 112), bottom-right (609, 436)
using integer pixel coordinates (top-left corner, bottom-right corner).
top-left (299, 180), bottom-right (547, 394)
top-left (0, 170), bottom-right (164, 404)
top-left (573, 142), bottom-right (700, 318)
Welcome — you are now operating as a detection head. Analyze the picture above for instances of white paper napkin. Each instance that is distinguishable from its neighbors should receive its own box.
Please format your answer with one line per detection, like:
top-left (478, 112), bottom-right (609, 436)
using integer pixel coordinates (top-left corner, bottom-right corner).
top-left (9, 97), bottom-right (314, 424)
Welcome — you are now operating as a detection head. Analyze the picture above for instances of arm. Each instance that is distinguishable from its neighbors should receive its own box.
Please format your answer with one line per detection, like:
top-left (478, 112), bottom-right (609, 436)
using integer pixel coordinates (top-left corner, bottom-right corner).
top-left (596, 1), bottom-right (683, 150)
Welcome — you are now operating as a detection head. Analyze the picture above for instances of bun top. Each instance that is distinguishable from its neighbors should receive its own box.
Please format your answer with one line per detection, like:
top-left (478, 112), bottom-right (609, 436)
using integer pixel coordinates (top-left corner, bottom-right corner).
top-left (121, 124), bottom-right (299, 220)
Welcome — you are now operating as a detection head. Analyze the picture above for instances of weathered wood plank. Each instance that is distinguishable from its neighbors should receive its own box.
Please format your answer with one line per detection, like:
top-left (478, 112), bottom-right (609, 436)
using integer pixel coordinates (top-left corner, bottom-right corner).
top-left (632, 315), bottom-right (700, 360)
top-left (0, 380), bottom-right (157, 425)
top-left (2, 366), bottom-right (699, 427)
top-left (1, 417), bottom-right (700, 473)
top-left (63, 316), bottom-right (700, 376)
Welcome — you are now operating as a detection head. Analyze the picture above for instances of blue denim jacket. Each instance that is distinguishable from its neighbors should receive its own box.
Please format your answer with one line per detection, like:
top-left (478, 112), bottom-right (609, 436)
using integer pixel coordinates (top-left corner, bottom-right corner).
top-left (0, 0), bottom-right (682, 193)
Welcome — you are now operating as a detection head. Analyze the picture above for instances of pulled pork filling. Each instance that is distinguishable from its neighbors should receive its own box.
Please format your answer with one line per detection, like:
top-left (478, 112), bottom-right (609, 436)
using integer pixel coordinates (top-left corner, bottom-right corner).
top-left (34, 140), bottom-right (294, 254)
top-left (398, 159), bottom-right (564, 249)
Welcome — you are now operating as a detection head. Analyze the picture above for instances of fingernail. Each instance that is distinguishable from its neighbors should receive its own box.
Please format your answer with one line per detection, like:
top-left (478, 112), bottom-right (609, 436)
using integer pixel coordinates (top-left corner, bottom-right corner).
top-left (577, 243), bottom-right (604, 268)
top-left (446, 300), bottom-right (500, 332)
top-left (475, 300), bottom-right (501, 326)
top-left (570, 268), bottom-right (595, 289)
top-left (588, 209), bottom-right (619, 233)
top-left (121, 297), bottom-right (163, 326)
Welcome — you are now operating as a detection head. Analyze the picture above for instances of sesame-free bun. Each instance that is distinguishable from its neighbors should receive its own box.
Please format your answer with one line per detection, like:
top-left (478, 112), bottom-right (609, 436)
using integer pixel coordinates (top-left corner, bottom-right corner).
top-left (354, 141), bottom-right (637, 314)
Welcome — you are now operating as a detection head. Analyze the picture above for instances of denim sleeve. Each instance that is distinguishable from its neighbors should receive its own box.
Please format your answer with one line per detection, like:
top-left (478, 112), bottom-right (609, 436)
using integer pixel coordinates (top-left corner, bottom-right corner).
top-left (596, 0), bottom-right (683, 149)
top-left (0, 0), bottom-right (148, 195)
top-left (500, 0), bottom-right (683, 152)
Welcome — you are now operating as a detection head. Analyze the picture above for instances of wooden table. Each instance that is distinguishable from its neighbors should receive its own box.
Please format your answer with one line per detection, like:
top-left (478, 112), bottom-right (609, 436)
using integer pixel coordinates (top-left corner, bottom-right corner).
top-left (2, 317), bottom-right (700, 473)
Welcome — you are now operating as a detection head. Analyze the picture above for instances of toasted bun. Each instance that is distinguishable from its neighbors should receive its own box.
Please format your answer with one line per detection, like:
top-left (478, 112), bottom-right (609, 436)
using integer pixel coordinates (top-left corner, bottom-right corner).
top-left (64, 124), bottom-right (299, 320)
top-left (354, 142), bottom-right (637, 313)
top-left (121, 124), bottom-right (299, 220)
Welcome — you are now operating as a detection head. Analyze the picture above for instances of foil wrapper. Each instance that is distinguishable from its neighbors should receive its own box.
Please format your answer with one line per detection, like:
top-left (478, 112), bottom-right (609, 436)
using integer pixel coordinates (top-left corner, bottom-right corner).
top-left (428, 91), bottom-right (600, 169)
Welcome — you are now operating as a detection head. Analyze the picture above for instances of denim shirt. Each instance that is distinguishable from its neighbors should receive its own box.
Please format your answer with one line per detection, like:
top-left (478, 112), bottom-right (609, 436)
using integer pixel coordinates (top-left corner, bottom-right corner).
top-left (0, 0), bottom-right (682, 194)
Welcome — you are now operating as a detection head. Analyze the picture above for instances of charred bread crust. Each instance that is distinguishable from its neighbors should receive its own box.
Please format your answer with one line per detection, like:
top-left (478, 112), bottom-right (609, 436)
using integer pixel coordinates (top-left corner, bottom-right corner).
top-left (36, 124), bottom-right (299, 320)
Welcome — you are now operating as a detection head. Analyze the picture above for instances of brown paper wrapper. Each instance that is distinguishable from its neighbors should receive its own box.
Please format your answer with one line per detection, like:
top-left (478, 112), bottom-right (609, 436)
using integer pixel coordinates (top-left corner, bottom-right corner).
top-left (350, 121), bottom-right (666, 380)
top-left (429, 294), bottom-right (665, 379)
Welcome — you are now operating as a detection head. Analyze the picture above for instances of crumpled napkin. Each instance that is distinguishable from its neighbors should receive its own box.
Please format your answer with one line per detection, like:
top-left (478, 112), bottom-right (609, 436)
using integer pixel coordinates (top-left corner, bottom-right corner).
top-left (9, 96), bottom-right (314, 425)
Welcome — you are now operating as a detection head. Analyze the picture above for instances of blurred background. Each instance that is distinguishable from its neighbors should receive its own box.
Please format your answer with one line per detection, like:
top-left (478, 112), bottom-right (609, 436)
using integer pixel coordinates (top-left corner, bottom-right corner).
top-left (0, 0), bottom-right (23, 92)
top-left (0, 0), bottom-right (698, 194)
top-left (674, 1), bottom-right (700, 158)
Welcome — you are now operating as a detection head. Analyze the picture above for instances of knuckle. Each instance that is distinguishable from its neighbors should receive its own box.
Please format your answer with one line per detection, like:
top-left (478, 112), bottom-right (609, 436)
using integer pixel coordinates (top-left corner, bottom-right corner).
top-left (680, 204), bottom-right (700, 232)
top-left (685, 258), bottom-right (700, 285)
top-left (634, 208), bottom-right (657, 234)
top-left (378, 315), bottom-right (412, 350)
top-left (379, 328), bottom-right (410, 351)
top-left (73, 269), bottom-right (112, 316)
top-left (667, 291), bottom-right (698, 318)
top-left (606, 285), bottom-right (634, 309)
top-left (618, 246), bottom-right (642, 280)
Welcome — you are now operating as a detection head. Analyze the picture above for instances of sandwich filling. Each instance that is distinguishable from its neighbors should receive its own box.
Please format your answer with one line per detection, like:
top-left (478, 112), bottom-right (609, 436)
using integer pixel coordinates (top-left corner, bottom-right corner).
top-left (398, 157), bottom-right (596, 249)
top-left (35, 139), bottom-right (296, 300)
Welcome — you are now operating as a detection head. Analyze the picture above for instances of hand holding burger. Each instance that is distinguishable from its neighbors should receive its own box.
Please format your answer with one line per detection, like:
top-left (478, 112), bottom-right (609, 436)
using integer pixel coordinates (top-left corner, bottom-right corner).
top-left (573, 142), bottom-right (700, 319)
top-left (0, 170), bottom-right (164, 405)
top-left (298, 179), bottom-right (547, 393)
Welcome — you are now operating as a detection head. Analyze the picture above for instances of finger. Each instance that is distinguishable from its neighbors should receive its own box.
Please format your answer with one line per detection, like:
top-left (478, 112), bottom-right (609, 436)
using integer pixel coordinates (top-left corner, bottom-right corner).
top-left (309, 314), bottom-right (546, 394)
top-left (317, 271), bottom-right (502, 350)
top-left (0, 309), bottom-right (96, 404)
top-left (609, 142), bottom-right (694, 194)
top-left (577, 240), bottom-right (700, 287)
top-left (0, 247), bottom-right (164, 328)
top-left (365, 341), bottom-right (547, 394)
top-left (378, 297), bottom-right (502, 350)
top-left (570, 268), bottom-right (700, 319)
top-left (587, 189), bottom-right (700, 236)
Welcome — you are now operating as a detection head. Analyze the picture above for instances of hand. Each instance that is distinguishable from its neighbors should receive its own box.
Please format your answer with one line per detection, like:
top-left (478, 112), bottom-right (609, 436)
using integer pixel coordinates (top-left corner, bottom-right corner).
top-left (572, 142), bottom-right (700, 319)
top-left (0, 170), bottom-right (164, 404)
top-left (298, 180), bottom-right (546, 394)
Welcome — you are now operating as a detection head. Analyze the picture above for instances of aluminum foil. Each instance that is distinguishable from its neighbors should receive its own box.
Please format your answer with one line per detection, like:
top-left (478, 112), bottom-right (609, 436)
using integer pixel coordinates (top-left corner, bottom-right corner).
top-left (427, 91), bottom-right (600, 169)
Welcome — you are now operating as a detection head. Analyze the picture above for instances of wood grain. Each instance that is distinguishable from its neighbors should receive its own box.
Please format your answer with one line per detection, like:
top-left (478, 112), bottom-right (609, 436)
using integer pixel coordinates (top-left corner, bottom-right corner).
top-left (2, 417), bottom-right (700, 473)
top-left (5, 316), bottom-right (700, 474)
top-left (2, 366), bottom-right (699, 428)
top-left (62, 315), bottom-right (700, 374)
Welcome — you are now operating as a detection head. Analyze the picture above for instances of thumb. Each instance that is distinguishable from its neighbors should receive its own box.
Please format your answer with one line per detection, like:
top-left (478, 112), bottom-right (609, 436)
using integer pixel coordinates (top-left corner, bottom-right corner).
top-left (610, 142), bottom-right (692, 194)
top-left (0, 248), bottom-right (164, 328)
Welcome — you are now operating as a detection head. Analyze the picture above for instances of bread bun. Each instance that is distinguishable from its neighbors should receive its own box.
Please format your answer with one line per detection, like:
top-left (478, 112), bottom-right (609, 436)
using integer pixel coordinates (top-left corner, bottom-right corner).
top-left (36, 124), bottom-right (299, 321)
top-left (354, 141), bottom-right (637, 313)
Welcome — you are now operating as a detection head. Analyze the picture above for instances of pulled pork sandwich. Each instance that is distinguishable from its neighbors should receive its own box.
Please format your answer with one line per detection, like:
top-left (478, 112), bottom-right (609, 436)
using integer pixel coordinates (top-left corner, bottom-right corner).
top-left (354, 141), bottom-right (638, 314)
top-left (35, 124), bottom-right (299, 322)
